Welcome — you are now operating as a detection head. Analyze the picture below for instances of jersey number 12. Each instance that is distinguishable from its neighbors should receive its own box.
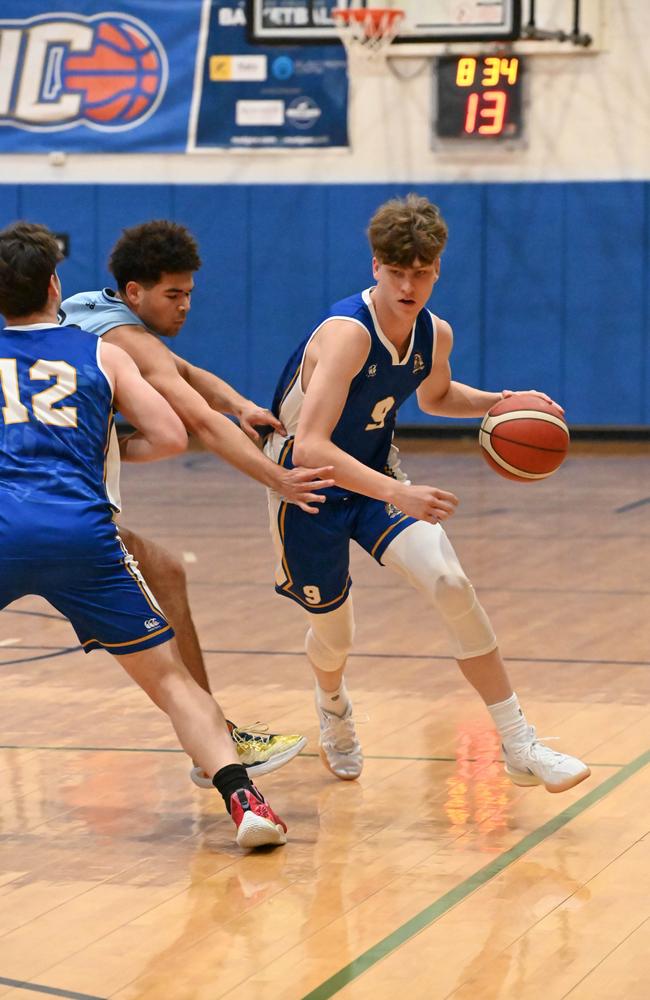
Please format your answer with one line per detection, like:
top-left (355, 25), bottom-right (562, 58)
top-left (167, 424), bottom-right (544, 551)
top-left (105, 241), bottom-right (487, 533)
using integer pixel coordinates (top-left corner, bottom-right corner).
top-left (0, 359), bottom-right (78, 427)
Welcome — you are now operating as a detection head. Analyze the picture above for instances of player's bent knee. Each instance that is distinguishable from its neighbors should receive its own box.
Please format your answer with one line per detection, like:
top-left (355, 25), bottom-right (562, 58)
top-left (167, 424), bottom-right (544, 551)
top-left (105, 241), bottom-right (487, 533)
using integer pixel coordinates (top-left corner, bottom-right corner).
top-left (447, 593), bottom-right (497, 660)
top-left (434, 571), bottom-right (475, 618)
top-left (305, 602), bottom-right (355, 672)
top-left (383, 523), bottom-right (496, 660)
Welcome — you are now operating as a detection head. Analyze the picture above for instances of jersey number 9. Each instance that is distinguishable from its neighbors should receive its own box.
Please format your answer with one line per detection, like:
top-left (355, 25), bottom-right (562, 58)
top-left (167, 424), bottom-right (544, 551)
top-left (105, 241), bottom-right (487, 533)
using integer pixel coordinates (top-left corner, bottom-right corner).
top-left (365, 395), bottom-right (396, 431)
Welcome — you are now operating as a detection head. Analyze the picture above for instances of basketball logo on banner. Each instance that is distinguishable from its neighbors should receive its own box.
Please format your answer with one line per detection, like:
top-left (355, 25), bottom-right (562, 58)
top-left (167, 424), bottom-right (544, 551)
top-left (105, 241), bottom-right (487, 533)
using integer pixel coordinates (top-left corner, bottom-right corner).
top-left (0, 13), bottom-right (168, 132)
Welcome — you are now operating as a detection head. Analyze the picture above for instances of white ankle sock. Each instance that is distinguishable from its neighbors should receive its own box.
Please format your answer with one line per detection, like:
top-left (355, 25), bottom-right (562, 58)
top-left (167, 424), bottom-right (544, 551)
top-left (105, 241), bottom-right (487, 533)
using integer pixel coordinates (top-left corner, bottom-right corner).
top-left (317, 681), bottom-right (350, 717)
top-left (487, 692), bottom-right (530, 749)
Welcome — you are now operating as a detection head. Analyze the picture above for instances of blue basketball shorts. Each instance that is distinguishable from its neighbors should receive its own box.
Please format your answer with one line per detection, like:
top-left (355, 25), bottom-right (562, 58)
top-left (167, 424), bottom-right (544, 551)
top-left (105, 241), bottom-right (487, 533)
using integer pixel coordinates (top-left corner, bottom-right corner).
top-left (0, 534), bottom-right (174, 655)
top-left (269, 491), bottom-right (417, 613)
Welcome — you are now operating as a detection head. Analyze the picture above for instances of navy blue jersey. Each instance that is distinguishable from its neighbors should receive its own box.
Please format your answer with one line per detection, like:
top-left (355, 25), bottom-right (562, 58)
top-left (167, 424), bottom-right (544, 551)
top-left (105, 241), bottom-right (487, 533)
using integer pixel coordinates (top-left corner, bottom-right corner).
top-left (269, 288), bottom-right (436, 490)
top-left (0, 323), bottom-right (120, 560)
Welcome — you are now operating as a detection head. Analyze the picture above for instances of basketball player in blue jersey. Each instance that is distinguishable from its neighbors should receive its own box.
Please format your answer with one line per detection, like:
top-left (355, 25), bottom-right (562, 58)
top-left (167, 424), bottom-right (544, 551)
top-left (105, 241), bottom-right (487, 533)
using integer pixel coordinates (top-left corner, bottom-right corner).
top-left (0, 222), bottom-right (287, 848)
top-left (265, 194), bottom-right (590, 794)
top-left (60, 220), bottom-right (334, 788)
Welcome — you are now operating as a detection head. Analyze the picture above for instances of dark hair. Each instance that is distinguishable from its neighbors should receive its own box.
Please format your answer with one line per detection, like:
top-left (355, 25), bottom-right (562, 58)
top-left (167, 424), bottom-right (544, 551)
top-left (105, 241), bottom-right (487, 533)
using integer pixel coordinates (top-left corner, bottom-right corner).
top-left (0, 222), bottom-right (63, 318)
top-left (109, 220), bottom-right (202, 290)
top-left (368, 194), bottom-right (448, 266)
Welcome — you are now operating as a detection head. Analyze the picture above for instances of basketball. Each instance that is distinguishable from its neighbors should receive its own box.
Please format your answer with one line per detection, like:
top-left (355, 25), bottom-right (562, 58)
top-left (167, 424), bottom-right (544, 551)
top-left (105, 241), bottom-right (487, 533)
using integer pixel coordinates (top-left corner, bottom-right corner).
top-left (62, 19), bottom-right (163, 126)
top-left (478, 394), bottom-right (570, 482)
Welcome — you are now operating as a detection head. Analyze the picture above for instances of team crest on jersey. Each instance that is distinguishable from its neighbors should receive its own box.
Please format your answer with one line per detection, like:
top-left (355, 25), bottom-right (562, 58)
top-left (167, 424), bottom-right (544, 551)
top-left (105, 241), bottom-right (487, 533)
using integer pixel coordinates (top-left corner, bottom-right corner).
top-left (385, 502), bottom-right (402, 518)
top-left (0, 13), bottom-right (168, 132)
top-left (366, 364), bottom-right (377, 378)
top-left (412, 353), bottom-right (425, 374)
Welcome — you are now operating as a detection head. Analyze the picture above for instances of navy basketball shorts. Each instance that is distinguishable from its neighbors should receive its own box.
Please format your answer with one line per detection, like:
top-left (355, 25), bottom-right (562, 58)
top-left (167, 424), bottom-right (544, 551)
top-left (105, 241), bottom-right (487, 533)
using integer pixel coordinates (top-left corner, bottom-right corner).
top-left (0, 537), bottom-right (174, 655)
top-left (268, 490), bottom-right (417, 613)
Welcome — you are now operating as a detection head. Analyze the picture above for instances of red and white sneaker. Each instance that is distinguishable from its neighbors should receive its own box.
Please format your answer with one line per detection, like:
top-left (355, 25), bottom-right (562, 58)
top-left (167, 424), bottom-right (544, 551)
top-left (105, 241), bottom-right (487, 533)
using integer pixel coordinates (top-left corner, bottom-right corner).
top-left (230, 787), bottom-right (288, 849)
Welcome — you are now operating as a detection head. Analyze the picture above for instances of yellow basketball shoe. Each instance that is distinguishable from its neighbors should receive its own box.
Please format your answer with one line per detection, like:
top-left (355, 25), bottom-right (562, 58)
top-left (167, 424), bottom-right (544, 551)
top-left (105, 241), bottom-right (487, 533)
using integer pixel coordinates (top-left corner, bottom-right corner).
top-left (190, 722), bottom-right (307, 789)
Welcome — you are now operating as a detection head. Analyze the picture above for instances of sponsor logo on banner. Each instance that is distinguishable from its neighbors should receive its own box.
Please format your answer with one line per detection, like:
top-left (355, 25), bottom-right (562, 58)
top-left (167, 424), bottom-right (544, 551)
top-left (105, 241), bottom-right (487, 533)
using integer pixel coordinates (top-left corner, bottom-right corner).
top-left (271, 55), bottom-right (294, 80)
top-left (285, 95), bottom-right (321, 129)
top-left (235, 100), bottom-right (284, 127)
top-left (209, 54), bottom-right (267, 82)
top-left (0, 12), bottom-right (168, 132)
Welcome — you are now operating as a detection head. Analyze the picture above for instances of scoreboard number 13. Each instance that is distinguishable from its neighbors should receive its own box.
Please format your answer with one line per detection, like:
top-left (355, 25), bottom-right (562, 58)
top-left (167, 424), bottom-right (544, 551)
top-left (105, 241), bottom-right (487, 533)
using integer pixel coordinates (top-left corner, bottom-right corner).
top-left (435, 55), bottom-right (525, 140)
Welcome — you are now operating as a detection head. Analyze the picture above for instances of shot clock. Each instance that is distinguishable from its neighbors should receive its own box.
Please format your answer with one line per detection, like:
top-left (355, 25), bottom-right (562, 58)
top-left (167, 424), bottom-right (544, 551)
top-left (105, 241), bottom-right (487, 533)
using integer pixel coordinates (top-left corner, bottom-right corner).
top-left (435, 54), bottom-right (525, 139)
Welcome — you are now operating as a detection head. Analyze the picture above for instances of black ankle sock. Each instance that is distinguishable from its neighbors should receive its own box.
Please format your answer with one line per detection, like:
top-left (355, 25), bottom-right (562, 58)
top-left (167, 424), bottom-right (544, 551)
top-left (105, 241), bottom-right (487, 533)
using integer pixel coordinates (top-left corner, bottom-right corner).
top-left (212, 764), bottom-right (253, 813)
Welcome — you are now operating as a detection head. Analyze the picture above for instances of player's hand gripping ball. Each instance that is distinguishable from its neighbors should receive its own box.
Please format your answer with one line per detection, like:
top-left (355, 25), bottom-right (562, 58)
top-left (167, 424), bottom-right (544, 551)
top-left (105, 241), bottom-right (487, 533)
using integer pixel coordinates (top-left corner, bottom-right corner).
top-left (479, 393), bottom-right (569, 482)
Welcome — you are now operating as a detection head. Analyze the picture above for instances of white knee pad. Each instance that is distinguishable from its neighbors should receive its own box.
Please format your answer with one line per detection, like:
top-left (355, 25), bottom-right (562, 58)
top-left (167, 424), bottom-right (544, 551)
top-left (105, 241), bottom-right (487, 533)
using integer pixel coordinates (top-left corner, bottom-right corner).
top-left (305, 598), bottom-right (356, 672)
top-left (383, 521), bottom-right (497, 660)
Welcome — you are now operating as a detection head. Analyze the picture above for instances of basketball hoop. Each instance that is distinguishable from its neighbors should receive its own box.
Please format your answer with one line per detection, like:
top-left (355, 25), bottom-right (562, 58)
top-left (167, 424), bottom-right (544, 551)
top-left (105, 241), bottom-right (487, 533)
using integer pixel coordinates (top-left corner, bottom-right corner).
top-left (332, 5), bottom-right (405, 60)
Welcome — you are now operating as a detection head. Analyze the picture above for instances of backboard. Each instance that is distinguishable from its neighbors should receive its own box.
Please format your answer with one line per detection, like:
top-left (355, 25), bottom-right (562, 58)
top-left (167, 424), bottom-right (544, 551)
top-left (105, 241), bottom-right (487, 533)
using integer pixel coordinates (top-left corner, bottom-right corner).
top-left (247, 1), bottom-right (521, 45)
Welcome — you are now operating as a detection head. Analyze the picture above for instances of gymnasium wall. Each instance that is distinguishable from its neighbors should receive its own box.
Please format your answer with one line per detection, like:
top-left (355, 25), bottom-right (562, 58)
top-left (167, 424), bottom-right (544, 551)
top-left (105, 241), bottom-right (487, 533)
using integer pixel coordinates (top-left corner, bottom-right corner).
top-left (1, 178), bottom-right (646, 427)
top-left (0, 2), bottom-right (648, 427)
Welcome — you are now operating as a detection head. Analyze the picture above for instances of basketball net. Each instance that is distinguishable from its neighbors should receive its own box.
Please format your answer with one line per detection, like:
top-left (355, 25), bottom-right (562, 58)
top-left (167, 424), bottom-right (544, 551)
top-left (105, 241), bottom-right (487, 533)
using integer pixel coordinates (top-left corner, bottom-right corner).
top-left (331, 2), bottom-right (405, 61)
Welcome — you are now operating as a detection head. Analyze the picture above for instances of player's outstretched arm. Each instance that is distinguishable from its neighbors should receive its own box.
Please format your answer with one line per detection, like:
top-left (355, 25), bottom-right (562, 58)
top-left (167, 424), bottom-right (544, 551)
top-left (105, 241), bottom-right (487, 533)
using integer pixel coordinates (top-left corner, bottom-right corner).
top-left (100, 341), bottom-right (188, 462)
top-left (293, 321), bottom-right (458, 525)
top-left (170, 352), bottom-right (286, 442)
top-left (417, 318), bottom-right (561, 416)
top-left (103, 328), bottom-right (333, 512)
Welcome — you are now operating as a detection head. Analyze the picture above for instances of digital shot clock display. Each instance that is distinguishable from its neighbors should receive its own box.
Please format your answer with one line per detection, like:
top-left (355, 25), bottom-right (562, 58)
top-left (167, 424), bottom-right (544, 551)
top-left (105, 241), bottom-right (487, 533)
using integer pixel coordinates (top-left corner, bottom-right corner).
top-left (435, 54), bottom-right (525, 139)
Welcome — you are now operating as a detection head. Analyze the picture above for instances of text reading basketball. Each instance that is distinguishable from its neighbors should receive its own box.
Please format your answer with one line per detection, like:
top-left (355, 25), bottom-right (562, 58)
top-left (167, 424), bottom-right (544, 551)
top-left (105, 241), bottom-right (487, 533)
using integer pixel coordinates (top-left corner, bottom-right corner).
top-left (0, 13), bottom-right (168, 131)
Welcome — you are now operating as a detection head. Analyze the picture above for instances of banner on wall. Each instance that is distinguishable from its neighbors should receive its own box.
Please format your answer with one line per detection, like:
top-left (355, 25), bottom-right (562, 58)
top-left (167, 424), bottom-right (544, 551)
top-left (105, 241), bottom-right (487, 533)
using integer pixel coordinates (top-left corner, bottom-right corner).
top-left (0, 0), bottom-right (348, 152)
top-left (189, 1), bottom-right (348, 150)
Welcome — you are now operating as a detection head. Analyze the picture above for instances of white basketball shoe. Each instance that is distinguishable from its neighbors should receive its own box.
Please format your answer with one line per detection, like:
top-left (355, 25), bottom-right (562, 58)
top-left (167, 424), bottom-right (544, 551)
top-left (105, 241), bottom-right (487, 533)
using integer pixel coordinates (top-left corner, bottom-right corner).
top-left (503, 725), bottom-right (591, 793)
top-left (317, 701), bottom-right (364, 780)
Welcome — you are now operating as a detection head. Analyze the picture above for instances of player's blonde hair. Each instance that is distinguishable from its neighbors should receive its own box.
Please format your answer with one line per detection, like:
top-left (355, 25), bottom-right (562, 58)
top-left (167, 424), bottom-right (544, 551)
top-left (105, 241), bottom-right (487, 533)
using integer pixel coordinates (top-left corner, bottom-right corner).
top-left (368, 194), bottom-right (448, 266)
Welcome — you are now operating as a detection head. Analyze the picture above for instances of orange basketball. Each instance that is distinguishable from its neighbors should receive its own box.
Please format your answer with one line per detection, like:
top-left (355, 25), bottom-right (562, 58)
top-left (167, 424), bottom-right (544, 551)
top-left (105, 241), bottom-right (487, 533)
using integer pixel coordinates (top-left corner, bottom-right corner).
top-left (479, 394), bottom-right (569, 482)
top-left (62, 20), bottom-right (163, 125)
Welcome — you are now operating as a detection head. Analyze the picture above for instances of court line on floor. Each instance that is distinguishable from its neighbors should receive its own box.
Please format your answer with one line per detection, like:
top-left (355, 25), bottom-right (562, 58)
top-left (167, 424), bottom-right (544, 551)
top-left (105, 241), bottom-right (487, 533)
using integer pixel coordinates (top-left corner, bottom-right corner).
top-left (0, 648), bottom-right (78, 667)
top-left (0, 745), bottom-right (625, 768)
top-left (0, 975), bottom-right (105, 1000)
top-left (200, 648), bottom-right (650, 668)
top-left (301, 748), bottom-right (650, 1000)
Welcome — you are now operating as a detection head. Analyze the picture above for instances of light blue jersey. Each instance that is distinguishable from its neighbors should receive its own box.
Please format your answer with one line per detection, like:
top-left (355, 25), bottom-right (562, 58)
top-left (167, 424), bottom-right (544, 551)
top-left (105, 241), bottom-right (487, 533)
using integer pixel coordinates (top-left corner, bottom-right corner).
top-left (59, 288), bottom-right (145, 337)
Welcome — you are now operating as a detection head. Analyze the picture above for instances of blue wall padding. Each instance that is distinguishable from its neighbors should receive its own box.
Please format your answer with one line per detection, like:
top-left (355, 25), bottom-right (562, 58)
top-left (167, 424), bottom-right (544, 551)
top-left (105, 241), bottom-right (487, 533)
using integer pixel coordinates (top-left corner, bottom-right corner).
top-left (564, 182), bottom-right (647, 424)
top-left (1, 181), bottom-right (647, 426)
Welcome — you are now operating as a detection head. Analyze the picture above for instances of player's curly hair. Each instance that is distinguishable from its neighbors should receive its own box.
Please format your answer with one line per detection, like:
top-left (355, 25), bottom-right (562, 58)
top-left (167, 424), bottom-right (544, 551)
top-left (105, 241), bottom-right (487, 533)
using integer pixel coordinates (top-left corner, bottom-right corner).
top-left (109, 220), bottom-right (202, 290)
top-left (0, 222), bottom-right (63, 318)
top-left (368, 194), bottom-right (448, 266)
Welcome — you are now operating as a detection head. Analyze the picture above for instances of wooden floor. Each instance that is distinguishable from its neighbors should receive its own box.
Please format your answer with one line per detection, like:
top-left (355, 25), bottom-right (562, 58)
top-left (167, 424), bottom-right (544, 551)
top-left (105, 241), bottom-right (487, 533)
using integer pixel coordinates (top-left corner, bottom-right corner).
top-left (1, 440), bottom-right (649, 1000)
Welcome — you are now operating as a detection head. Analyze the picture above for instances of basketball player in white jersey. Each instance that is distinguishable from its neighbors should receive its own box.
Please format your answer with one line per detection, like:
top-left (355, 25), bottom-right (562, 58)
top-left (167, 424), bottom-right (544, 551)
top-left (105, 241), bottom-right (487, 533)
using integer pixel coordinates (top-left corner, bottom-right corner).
top-left (61, 220), bottom-right (334, 786)
top-left (264, 194), bottom-right (590, 794)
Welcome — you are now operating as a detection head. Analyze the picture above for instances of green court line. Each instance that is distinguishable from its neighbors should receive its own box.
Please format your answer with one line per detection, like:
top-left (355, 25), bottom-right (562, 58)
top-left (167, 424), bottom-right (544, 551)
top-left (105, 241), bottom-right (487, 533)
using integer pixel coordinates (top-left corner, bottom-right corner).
top-left (0, 745), bottom-right (625, 768)
top-left (301, 749), bottom-right (650, 1000)
top-left (0, 975), bottom-right (105, 999)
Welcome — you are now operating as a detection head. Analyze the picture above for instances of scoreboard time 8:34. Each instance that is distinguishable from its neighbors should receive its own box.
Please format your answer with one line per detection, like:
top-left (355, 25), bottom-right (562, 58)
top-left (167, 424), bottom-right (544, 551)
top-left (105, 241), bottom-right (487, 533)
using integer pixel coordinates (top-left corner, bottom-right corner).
top-left (435, 55), bottom-right (525, 139)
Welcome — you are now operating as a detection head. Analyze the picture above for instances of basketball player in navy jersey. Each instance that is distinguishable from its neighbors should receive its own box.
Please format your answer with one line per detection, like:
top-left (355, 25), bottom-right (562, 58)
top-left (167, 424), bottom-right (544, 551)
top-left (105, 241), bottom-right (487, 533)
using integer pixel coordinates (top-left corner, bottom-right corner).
top-left (0, 222), bottom-right (287, 847)
top-left (61, 220), bottom-right (334, 787)
top-left (265, 194), bottom-right (590, 793)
